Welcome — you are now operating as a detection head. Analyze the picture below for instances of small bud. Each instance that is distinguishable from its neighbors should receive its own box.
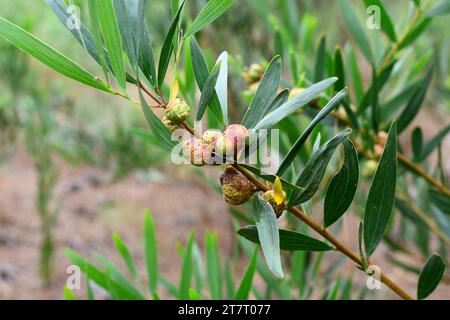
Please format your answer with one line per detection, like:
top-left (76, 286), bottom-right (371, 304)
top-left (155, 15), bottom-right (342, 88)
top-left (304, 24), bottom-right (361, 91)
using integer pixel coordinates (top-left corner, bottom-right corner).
top-left (362, 160), bottom-right (378, 178)
top-left (374, 144), bottom-right (384, 157)
top-left (162, 115), bottom-right (181, 132)
top-left (260, 190), bottom-right (286, 217)
top-left (202, 130), bottom-right (222, 145)
top-left (377, 131), bottom-right (388, 145)
top-left (215, 124), bottom-right (249, 157)
top-left (220, 167), bottom-right (255, 205)
top-left (243, 63), bottom-right (263, 86)
top-left (166, 98), bottom-right (191, 123)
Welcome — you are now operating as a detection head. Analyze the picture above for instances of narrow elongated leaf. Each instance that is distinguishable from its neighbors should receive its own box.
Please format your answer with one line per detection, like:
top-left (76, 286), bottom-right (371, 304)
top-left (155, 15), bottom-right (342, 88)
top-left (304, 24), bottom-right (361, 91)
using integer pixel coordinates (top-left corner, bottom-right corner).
top-left (399, 18), bottom-right (431, 49)
top-left (139, 90), bottom-right (175, 150)
top-left (188, 288), bottom-right (202, 300)
top-left (205, 231), bottom-right (222, 300)
top-left (113, 0), bottom-right (156, 84)
top-left (314, 36), bottom-right (326, 82)
top-left (64, 286), bottom-right (76, 300)
top-left (417, 253), bottom-right (446, 299)
top-left (65, 249), bottom-right (143, 300)
top-left (88, 0), bottom-right (110, 81)
top-left (412, 127), bottom-right (423, 160)
top-left (94, 253), bottom-right (146, 299)
top-left (426, 0), bottom-right (450, 17)
top-left (252, 196), bottom-right (284, 278)
top-left (419, 125), bottom-right (450, 161)
top-left (113, 232), bottom-right (138, 279)
top-left (158, 1), bottom-right (185, 89)
top-left (370, 66), bottom-right (379, 131)
top-left (46, 0), bottom-right (137, 84)
top-left (358, 61), bottom-right (395, 114)
top-left (242, 56), bottom-right (282, 128)
top-left (185, 0), bottom-right (236, 36)
top-left (97, 0), bottom-right (126, 89)
top-left (324, 139), bottom-right (359, 227)
top-left (363, 0), bottom-right (397, 41)
top-left (0, 18), bottom-right (111, 92)
top-left (215, 51), bottom-right (229, 123)
top-left (234, 248), bottom-right (258, 300)
top-left (190, 37), bottom-right (224, 124)
top-left (197, 62), bottom-right (221, 120)
top-left (289, 129), bottom-right (352, 205)
top-left (429, 189), bottom-right (450, 215)
top-left (334, 47), bottom-right (345, 91)
top-left (338, 0), bottom-right (373, 63)
top-left (254, 77), bottom-right (337, 130)
top-left (113, 0), bottom-right (143, 68)
top-left (380, 81), bottom-right (421, 122)
top-left (397, 68), bottom-right (433, 133)
top-left (364, 121), bottom-right (397, 256)
top-left (277, 88), bottom-right (348, 175)
top-left (347, 45), bottom-right (363, 103)
top-left (179, 231), bottom-right (195, 299)
top-left (238, 226), bottom-right (333, 251)
top-left (144, 210), bottom-right (158, 294)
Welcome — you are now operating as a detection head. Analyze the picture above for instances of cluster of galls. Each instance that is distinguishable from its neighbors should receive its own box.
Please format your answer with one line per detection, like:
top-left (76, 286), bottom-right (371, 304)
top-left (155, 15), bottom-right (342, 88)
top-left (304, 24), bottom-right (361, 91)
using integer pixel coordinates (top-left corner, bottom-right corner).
top-left (182, 124), bottom-right (250, 167)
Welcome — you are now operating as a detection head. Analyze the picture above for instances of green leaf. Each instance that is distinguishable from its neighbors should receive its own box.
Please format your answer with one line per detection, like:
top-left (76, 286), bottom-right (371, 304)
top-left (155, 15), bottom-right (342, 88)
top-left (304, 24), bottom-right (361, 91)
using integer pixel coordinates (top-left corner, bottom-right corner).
top-left (380, 81), bottom-right (420, 122)
top-left (113, 232), bottom-right (138, 280)
top-left (0, 18), bottom-right (111, 92)
top-left (358, 222), bottom-right (367, 270)
top-left (364, 121), bottom-right (397, 256)
top-left (94, 253), bottom-right (146, 299)
top-left (97, 0), bottom-right (126, 89)
top-left (139, 90), bottom-right (175, 150)
top-left (188, 288), bottom-right (202, 300)
top-left (113, 0), bottom-right (156, 84)
top-left (197, 62), bottom-right (221, 121)
top-left (64, 286), bottom-right (76, 300)
top-left (314, 36), bottom-right (326, 82)
top-left (363, 0), bottom-right (397, 41)
top-left (65, 249), bottom-right (143, 300)
top-left (254, 77), bottom-right (337, 130)
top-left (237, 226), bottom-right (333, 251)
top-left (324, 139), bottom-right (359, 227)
top-left (158, 1), bottom-right (185, 89)
top-left (334, 47), bottom-right (345, 92)
top-left (417, 253), bottom-right (446, 299)
top-left (185, 0), bottom-right (236, 36)
top-left (144, 210), bottom-right (158, 295)
top-left (87, 0), bottom-right (110, 81)
top-left (425, 0), bottom-right (450, 17)
top-left (205, 230), bottom-right (222, 300)
top-left (419, 124), bottom-right (450, 161)
top-left (179, 231), bottom-right (195, 299)
top-left (215, 51), bottom-right (229, 123)
top-left (234, 248), bottom-right (258, 300)
top-left (347, 46), bottom-right (363, 103)
top-left (252, 195), bottom-right (284, 278)
top-left (358, 61), bottom-right (395, 114)
top-left (397, 68), bottom-right (433, 133)
top-left (277, 88), bottom-right (348, 175)
top-left (190, 37), bottom-right (224, 124)
top-left (289, 129), bottom-right (352, 205)
top-left (242, 56), bottom-right (282, 128)
top-left (338, 0), bottom-right (373, 63)
top-left (398, 18), bottom-right (431, 49)
top-left (429, 189), bottom-right (450, 215)
top-left (412, 127), bottom-right (423, 160)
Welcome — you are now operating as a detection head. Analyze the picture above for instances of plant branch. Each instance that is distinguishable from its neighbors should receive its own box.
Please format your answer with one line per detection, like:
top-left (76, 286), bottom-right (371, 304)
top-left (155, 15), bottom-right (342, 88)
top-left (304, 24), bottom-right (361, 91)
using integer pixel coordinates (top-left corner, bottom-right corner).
top-left (309, 103), bottom-right (450, 197)
top-left (233, 164), bottom-right (414, 300)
